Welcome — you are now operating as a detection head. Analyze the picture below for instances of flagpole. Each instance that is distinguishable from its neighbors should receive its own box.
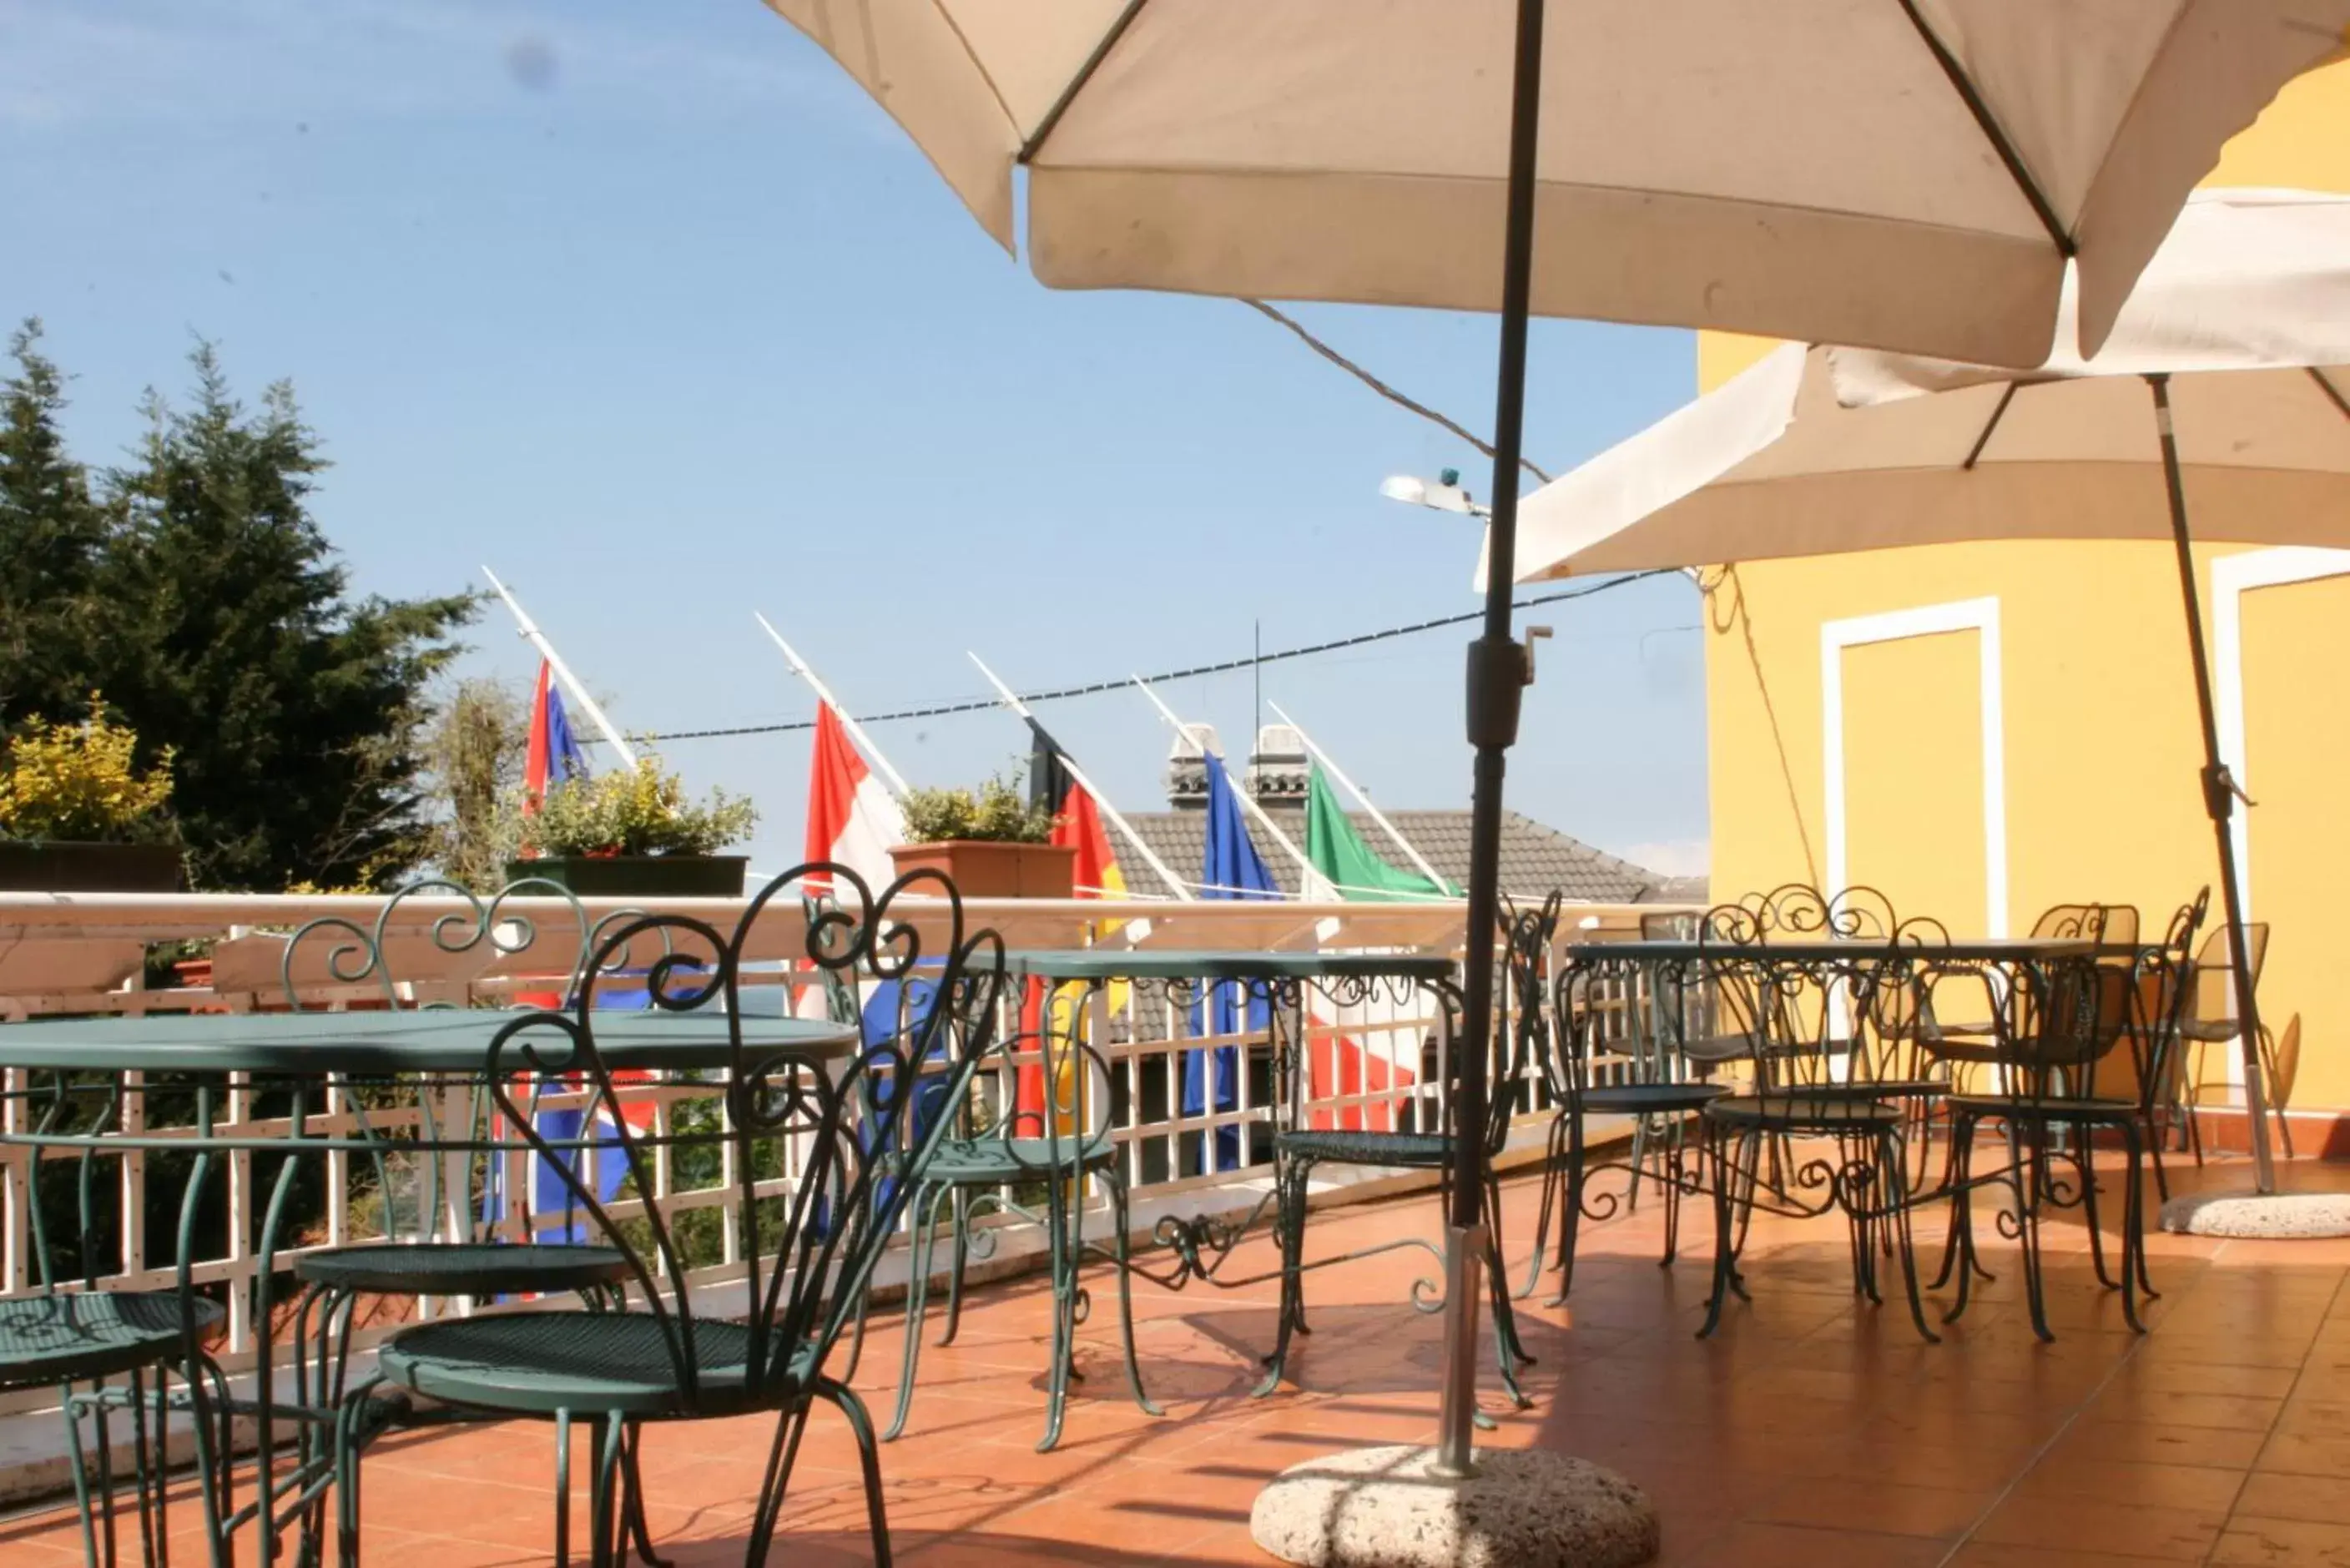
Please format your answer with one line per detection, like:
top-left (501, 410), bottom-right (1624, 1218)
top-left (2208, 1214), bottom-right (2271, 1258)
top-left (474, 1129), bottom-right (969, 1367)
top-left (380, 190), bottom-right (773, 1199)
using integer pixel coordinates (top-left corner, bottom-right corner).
top-left (481, 566), bottom-right (638, 768)
top-left (966, 652), bottom-right (1196, 904)
top-left (752, 613), bottom-right (912, 797)
top-left (1267, 699), bottom-right (1451, 892)
top-left (1129, 676), bottom-right (1315, 881)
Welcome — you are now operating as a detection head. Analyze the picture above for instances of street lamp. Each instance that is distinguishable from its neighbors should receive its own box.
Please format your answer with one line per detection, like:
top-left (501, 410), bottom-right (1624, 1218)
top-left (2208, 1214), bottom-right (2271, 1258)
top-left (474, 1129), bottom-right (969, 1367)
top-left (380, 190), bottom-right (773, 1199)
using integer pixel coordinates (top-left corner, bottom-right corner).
top-left (1379, 466), bottom-right (1490, 518)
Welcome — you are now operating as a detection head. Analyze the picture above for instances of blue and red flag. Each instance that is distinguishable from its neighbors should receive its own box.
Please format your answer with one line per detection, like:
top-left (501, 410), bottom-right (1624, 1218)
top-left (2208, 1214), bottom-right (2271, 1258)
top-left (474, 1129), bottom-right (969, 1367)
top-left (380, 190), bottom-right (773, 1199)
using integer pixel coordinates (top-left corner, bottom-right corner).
top-left (523, 659), bottom-right (591, 813)
top-left (1189, 751), bottom-right (1278, 1173)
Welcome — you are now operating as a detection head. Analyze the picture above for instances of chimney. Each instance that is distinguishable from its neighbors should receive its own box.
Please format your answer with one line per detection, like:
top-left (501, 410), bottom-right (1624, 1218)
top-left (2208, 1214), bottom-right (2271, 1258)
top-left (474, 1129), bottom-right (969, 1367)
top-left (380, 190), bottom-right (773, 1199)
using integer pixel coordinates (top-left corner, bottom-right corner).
top-left (1246, 724), bottom-right (1309, 805)
top-left (1163, 722), bottom-right (1218, 810)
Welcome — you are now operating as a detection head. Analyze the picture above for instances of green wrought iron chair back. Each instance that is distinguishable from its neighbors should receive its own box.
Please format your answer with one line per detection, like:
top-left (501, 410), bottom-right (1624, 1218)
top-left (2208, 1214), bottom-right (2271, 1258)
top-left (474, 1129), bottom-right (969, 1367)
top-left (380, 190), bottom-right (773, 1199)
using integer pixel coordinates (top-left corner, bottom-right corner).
top-left (482, 861), bottom-right (1007, 1411)
top-left (275, 875), bottom-right (661, 1249)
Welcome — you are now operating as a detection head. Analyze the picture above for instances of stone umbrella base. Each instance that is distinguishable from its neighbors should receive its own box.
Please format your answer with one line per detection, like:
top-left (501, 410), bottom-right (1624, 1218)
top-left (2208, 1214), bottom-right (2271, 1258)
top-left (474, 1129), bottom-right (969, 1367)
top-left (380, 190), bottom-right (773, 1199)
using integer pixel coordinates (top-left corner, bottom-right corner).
top-left (2161, 1190), bottom-right (2350, 1239)
top-left (1250, 1444), bottom-right (1659, 1568)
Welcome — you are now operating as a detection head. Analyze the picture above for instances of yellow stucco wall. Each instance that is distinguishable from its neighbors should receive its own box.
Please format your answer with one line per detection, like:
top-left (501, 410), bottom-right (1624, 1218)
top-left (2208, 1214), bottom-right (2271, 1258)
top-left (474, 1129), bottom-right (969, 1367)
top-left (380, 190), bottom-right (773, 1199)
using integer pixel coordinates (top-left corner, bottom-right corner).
top-left (1697, 58), bottom-right (2350, 1112)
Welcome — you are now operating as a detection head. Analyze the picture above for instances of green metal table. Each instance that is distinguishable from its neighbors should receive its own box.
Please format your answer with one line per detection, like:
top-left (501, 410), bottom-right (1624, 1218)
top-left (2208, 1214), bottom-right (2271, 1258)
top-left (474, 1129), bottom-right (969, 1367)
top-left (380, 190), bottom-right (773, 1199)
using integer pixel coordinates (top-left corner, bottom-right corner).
top-left (0, 1007), bottom-right (859, 1567)
top-left (1004, 948), bottom-right (1464, 1396)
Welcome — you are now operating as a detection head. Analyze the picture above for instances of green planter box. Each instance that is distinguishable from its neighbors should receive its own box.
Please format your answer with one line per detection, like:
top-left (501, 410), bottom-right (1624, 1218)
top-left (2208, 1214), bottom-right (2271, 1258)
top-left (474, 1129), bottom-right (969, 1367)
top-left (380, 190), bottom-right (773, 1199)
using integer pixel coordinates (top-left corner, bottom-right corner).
top-left (503, 855), bottom-right (748, 899)
top-left (0, 840), bottom-right (184, 893)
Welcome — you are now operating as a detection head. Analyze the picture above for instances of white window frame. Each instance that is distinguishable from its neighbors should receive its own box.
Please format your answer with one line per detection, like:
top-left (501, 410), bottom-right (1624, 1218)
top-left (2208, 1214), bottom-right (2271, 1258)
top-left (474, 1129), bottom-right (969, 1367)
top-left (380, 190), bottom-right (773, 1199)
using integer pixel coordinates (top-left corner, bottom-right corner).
top-left (1821, 597), bottom-right (2008, 938)
top-left (2211, 547), bottom-right (2350, 941)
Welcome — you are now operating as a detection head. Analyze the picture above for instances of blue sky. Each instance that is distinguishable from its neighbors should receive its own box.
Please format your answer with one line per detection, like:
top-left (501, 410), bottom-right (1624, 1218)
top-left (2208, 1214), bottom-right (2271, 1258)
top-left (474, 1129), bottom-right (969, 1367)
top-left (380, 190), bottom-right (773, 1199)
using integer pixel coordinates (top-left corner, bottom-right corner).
top-left (1, 0), bottom-right (1708, 879)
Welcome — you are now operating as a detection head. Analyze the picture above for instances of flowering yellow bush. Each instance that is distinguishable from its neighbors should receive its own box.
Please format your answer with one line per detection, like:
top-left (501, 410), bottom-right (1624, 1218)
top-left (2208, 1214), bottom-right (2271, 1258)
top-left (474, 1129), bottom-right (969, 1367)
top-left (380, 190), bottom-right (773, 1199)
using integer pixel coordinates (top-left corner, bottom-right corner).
top-left (512, 753), bottom-right (755, 858)
top-left (0, 697), bottom-right (177, 843)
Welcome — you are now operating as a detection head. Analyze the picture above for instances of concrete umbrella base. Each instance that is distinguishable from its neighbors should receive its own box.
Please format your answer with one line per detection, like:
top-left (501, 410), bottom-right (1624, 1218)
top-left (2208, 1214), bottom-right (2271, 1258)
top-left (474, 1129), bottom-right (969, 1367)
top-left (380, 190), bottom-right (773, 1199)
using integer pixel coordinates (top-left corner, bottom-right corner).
top-left (2160, 1191), bottom-right (2350, 1239)
top-left (1250, 1444), bottom-right (1659, 1568)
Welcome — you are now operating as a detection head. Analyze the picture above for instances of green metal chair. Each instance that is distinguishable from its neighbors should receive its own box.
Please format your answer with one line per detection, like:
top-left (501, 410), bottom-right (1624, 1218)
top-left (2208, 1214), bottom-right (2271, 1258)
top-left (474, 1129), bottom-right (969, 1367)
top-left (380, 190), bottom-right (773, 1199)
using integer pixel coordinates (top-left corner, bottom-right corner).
top-left (373, 864), bottom-right (1008, 1567)
top-left (881, 966), bottom-right (1157, 1453)
top-left (1, 1071), bottom-right (227, 1567)
top-left (273, 877), bottom-right (663, 1565)
top-left (1260, 895), bottom-right (1557, 1409)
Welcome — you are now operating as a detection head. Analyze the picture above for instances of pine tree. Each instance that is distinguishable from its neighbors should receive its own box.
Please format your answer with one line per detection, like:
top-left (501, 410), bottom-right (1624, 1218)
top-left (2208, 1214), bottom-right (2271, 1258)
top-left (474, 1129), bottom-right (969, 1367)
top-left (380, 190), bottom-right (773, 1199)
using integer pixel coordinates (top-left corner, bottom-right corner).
top-left (0, 320), bottom-right (115, 722)
top-left (97, 342), bottom-right (478, 889)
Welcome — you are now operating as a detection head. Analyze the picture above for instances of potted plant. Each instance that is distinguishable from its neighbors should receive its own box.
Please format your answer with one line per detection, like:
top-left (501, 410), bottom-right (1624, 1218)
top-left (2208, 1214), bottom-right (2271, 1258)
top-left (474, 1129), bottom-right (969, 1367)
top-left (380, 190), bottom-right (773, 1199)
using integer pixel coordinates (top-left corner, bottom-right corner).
top-left (503, 753), bottom-right (758, 897)
top-left (0, 695), bottom-right (184, 892)
top-left (890, 774), bottom-right (1074, 898)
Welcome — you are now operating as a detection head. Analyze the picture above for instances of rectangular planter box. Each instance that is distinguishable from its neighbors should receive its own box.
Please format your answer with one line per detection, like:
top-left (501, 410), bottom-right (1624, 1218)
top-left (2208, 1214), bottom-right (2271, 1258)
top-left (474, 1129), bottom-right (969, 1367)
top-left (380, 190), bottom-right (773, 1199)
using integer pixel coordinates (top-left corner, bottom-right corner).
top-left (888, 841), bottom-right (1077, 900)
top-left (504, 855), bottom-right (748, 899)
top-left (0, 840), bottom-right (183, 893)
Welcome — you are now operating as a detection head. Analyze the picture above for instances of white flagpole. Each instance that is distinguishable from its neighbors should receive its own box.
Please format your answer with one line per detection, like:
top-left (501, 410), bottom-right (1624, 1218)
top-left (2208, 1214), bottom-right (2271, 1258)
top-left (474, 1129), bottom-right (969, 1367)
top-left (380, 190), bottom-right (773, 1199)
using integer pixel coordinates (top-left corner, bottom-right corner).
top-left (752, 613), bottom-right (911, 797)
top-left (481, 566), bottom-right (637, 768)
top-left (1129, 675), bottom-right (1314, 883)
top-left (1268, 698), bottom-right (1450, 892)
top-left (966, 653), bottom-right (1195, 904)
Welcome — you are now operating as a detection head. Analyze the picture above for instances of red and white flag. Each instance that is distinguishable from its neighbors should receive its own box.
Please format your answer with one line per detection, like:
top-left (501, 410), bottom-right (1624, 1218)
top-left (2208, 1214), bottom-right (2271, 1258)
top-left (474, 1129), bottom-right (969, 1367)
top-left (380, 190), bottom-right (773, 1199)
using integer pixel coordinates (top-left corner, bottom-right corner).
top-left (803, 702), bottom-right (904, 896)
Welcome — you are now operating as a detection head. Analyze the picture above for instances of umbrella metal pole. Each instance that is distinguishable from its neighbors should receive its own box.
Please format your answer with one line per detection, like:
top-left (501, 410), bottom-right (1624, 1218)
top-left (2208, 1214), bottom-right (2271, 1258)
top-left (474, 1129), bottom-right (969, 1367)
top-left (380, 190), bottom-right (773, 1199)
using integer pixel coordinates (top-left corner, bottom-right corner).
top-left (2147, 373), bottom-right (2276, 1195)
top-left (1440, 0), bottom-right (1548, 1478)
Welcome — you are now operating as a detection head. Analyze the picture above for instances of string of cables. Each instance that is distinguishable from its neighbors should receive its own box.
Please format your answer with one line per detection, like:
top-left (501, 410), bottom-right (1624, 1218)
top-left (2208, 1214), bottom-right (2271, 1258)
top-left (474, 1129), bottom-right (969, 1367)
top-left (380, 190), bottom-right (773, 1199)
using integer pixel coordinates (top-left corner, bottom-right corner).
top-left (611, 568), bottom-right (1677, 744)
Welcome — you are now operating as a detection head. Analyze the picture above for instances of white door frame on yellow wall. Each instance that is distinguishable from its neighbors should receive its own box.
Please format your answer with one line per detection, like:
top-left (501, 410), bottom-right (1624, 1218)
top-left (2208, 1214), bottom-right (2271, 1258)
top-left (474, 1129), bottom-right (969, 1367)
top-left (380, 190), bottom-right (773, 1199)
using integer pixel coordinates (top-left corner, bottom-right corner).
top-left (1820, 597), bottom-right (2009, 938)
top-left (2210, 546), bottom-right (2350, 1087)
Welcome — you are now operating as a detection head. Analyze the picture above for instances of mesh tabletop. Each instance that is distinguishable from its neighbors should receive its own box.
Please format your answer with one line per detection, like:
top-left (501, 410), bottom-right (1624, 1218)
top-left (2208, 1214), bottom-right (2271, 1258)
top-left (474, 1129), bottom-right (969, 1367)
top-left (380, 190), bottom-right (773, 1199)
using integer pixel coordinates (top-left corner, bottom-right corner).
top-left (1004, 949), bottom-right (1454, 983)
top-left (294, 1243), bottom-right (632, 1297)
top-left (1563, 937), bottom-right (2111, 964)
top-left (0, 1291), bottom-right (222, 1387)
top-left (1277, 1128), bottom-right (1450, 1167)
top-left (0, 1010), bottom-right (857, 1076)
top-left (379, 1311), bottom-right (805, 1416)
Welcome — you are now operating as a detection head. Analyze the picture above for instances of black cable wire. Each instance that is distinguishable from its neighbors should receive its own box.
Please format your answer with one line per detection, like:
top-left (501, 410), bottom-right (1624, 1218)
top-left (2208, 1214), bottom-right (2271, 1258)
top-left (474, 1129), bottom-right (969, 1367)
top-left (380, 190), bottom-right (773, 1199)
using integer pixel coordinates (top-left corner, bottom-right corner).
top-left (606, 569), bottom-right (1677, 744)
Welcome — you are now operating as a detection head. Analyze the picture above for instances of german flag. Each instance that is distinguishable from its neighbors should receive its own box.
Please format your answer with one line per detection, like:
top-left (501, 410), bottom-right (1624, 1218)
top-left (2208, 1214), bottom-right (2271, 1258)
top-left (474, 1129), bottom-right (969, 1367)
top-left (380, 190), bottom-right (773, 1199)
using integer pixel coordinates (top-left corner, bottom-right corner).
top-left (1018, 719), bottom-right (1125, 1136)
top-left (1028, 718), bottom-right (1126, 898)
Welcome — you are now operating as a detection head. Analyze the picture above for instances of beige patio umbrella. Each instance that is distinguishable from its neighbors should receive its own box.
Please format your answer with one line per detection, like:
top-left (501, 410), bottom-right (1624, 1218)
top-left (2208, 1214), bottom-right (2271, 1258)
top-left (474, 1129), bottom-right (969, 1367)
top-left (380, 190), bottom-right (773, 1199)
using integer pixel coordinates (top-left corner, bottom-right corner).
top-left (1509, 188), bottom-right (2350, 1195)
top-left (757, 3), bottom-right (2348, 1550)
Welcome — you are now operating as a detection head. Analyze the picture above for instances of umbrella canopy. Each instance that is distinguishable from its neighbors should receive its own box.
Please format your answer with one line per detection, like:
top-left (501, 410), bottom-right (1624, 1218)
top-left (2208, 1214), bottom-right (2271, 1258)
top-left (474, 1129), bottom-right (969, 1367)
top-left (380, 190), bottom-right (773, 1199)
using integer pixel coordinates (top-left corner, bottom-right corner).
top-left (764, 1), bottom-right (2350, 367)
top-left (1501, 186), bottom-right (2350, 1197)
top-left (758, 0), bottom-right (2350, 1486)
top-left (1510, 191), bottom-right (2350, 582)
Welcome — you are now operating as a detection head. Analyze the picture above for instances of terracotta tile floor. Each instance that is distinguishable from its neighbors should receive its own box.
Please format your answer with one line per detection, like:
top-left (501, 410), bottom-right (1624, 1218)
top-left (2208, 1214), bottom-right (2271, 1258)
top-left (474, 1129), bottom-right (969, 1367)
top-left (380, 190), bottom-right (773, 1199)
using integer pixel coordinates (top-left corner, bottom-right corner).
top-left (8, 1151), bottom-right (2350, 1565)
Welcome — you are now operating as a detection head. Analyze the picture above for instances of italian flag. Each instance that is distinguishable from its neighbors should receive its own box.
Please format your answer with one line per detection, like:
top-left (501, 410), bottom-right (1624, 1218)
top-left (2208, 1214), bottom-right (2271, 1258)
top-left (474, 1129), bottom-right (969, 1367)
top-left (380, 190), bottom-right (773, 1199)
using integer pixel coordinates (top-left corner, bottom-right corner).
top-left (1301, 766), bottom-right (1452, 1130)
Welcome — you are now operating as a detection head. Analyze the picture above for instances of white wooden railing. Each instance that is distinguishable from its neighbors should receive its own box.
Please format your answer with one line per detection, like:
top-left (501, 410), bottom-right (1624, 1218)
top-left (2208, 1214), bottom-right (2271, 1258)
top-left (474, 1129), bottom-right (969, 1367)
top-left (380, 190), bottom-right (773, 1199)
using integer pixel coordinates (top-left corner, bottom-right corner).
top-left (0, 890), bottom-right (1697, 1414)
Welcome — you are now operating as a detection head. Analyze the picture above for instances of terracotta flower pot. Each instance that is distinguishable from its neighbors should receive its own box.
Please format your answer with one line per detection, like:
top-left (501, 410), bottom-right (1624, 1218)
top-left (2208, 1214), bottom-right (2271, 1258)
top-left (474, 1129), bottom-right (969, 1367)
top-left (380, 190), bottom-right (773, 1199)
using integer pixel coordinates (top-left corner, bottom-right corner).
top-left (887, 841), bottom-right (1077, 900)
top-left (0, 840), bottom-right (183, 893)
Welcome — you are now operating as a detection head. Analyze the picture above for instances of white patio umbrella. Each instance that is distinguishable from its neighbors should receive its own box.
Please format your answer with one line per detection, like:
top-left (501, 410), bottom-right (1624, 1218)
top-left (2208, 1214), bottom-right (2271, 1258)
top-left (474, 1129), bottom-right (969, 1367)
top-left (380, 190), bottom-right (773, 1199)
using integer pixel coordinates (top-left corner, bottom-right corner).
top-left (1509, 188), bottom-right (2350, 1194)
top-left (756, 3), bottom-right (2350, 1544)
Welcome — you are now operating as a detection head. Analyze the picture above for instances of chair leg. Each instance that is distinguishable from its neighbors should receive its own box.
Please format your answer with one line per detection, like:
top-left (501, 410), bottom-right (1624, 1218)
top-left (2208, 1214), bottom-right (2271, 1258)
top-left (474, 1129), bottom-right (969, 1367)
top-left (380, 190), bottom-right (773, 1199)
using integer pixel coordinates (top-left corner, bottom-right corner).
top-left (2017, 1120), bottom-right (2055, 1344)
top-left (1878, 1126), bottom-right (1939, 1345)
top-left (742, 1399), bottom-right (814, 1566)
top-left (1515, 1113), bottom-right (1568, 1301)
top-left (620, 1422), bottom-right (671, 1567)
top-left (588, 1413), bottom-right (627, 1568)
top-left (1037, 1172), bottom-right (1081, 1453)
top-left (2074, 1132), bottom-right (2120, 1293)
top-left (1543, 1109), bottom-right (1590, 1309)
top-left (810, 1379), bottom-right (893, 1568)
top-left (1253, 1153), bottom-right (1315, 1396)
top-left (2117, 1120), bottom-right (2151, 1334)
top-left (883, 1182), bottom-right (949, 1443)
top-left (1698, 1120), bottom-right (1742, 1339)
top-left (1658, 1120), bottom-right (1687, 1269)
top-left (1107, 1172), bottom-right (1162, 1419)
top-left (939, 1187), bottom-right (972, 1348)
top-left (1931, 1109), bottom-right (1969, 1293)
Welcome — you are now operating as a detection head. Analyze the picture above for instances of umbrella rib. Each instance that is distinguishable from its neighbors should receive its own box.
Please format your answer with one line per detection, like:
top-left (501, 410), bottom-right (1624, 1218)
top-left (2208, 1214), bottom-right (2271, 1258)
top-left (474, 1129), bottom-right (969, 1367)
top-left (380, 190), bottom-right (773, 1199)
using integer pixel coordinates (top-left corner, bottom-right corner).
top-left (1018, 0), bottom-right (1151, 166)
top-left (1961, 382), bottom-right (2019, 471)
top-left (1891, 0), bottom-right (2073, 259)
top-left (2310, 367), bottom-right (2350, 425)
